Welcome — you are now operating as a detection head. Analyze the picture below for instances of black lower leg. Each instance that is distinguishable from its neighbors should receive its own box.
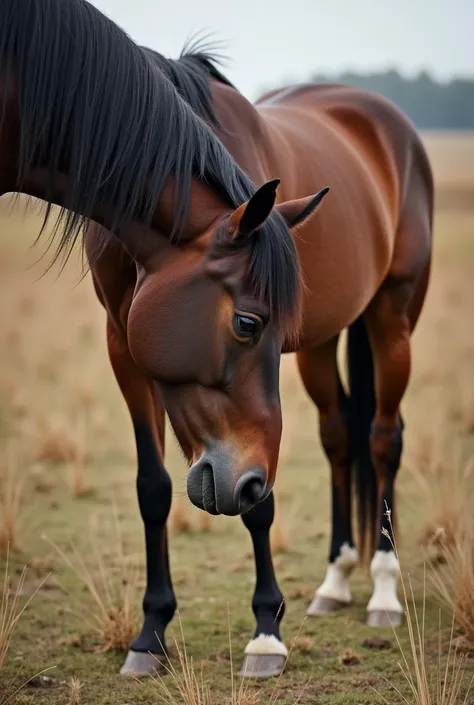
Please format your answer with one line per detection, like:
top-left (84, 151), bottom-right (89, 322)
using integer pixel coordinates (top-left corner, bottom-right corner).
top-left (321, 385), bottom-right (354, 562)
top-left (241, 491), bottom-right (285, 640)
top-left (131, 423), bottom-right (177, 655)
top-left (373, 414), bottom-right (404, 553)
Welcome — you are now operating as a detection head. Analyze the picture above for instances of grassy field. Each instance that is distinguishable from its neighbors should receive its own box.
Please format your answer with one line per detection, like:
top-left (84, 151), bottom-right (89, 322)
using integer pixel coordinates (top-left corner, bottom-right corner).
top-left (1, 132), bottom-right (474, 704)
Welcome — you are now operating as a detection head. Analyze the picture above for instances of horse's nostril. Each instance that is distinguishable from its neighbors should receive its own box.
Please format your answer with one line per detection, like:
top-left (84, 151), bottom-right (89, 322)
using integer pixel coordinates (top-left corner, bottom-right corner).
top-left (242, 480), bottom-right (265, 504)
top-left (236, 470), bottom-right (266, 513)
top-left (188, 452), bottom-right (267, 516)
top-left (201, 462), bottom-right (219, 515)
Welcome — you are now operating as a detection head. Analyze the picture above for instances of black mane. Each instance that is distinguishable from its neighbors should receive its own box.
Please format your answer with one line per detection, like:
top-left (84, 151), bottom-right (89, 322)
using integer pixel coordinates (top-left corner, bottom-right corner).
top-left (0, 0), bottom-right (301, 339)
top-left (142, 38), bottom-right (234, 127)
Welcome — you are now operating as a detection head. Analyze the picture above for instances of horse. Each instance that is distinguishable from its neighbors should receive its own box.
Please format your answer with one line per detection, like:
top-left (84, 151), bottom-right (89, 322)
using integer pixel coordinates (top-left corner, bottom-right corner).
top-left (0, 0), bottom-right (434, 681)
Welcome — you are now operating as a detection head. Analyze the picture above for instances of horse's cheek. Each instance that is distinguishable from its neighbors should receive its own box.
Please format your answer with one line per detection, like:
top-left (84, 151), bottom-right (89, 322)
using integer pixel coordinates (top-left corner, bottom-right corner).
top-left (127, 276), bottom-right (221, 384)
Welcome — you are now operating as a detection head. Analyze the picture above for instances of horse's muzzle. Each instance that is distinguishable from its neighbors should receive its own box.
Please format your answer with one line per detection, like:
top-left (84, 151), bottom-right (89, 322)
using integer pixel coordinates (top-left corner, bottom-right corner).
top-left (186, 444), bottom-right (268, 516)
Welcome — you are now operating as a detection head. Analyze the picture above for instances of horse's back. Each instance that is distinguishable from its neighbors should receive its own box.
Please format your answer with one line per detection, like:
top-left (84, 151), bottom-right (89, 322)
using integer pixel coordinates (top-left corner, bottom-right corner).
top-left (254, 82), bottom-right (433, 345)
top-left (257, 81), bottom-right (420, 146)
top-left (256, 81), bottom-right (430, 206)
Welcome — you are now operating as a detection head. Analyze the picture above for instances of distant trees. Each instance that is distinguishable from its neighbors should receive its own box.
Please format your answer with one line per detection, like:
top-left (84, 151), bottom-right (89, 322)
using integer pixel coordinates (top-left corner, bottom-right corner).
top-left (269, 70), bottom-right (474, 129)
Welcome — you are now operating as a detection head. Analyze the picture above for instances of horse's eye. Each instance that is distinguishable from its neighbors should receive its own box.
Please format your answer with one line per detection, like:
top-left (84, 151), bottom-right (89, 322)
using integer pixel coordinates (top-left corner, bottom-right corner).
top-left (232, 313), bottom-right (262, 344)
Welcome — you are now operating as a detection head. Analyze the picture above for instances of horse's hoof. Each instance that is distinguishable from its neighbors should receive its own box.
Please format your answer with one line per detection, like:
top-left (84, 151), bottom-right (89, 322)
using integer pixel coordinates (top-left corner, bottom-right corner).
top-left (120, 649), bottom-right (166, 678)
top-left (239, 654), bottom-right (287, 679)
top-left (306, 594), bottom-right (350, 616)
top-left (366, 610), bottom-right (403, 628)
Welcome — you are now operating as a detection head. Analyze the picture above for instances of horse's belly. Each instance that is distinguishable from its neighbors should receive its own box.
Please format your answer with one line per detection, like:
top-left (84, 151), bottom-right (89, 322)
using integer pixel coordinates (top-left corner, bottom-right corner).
top-left (294, 219), bottom-right (393, 350)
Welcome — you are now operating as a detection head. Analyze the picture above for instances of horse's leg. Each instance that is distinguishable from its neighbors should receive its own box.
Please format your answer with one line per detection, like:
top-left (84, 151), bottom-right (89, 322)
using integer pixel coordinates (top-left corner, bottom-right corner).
top-left (239, 491), bottom-right (287, 678)
top-left (297, 338), bottom-right (358, 615)
top-left (363, 283), bottom-right (414, 627)
top-left (106, 320), bottom-right (177, 677)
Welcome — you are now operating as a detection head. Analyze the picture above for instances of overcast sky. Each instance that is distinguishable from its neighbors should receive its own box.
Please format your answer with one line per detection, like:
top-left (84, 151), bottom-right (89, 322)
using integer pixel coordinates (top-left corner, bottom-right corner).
top-left (91, 0), bottom-right (472, 100)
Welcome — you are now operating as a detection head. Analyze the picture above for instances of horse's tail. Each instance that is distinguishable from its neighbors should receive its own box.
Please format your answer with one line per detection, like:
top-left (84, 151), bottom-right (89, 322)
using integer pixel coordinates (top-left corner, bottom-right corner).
top-left (347, 316), bottom-right (377, 565)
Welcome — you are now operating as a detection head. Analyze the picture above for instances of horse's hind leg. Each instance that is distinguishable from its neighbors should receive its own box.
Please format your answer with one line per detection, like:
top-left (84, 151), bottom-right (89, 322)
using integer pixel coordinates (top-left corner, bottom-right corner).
top-left (297, 337), bottom-right (358, 616)
top-left (363, 279), bottom-right (420, 627)
top-left (239, 491), bottom-right (287, 678)
top-left (106, 320), bottom-right (177, 677)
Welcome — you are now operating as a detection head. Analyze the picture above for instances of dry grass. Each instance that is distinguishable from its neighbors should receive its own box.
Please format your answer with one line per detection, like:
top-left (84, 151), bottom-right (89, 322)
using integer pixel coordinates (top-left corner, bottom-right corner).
top-left (270, 496), bottom-right (289, 555)
top-left (422, 132), bottom-right (474, 189)
top-left (46, 508), bottom-right (140, 652)
top-left (35, 416), bottom-right (82, 466)
top-left (71, 457), bottom-right (89, 498)
top-left (1, 554), bottom-right (28, 669)
top-left (410, 432), bottom-right (474, 552)
top-left (143, 611), bottom-right (310, 705)
top-left (170, 500), bottom-right (215, 535)
top-left (375, 510), bottom-right (473, 705)
top-left (461, 393), bottom-right (474, 435)
top-left (68, 677), bottom-right (83, 705)
top-left (171, 497), bottom-right (193, 534)
top-left (0, 448), bottom-right (24, 554)
top-left (270, 494), bottom-right (303, 555)
top-left (0, 552), bottom-right (52, 704)
top-left (34, 414), bottom-right (93, 497)
top-left (1, 144), bottom-right (474, 703)
top-left (421, 132), bottom-right (474, 210)
top-left (268, 370), bottom-right (305, 555)
top-left (428, 525), bottom-right (474, 649)
top-left (198, 511), bottom-right (213, 533)
top-left (289, 635), bottom-right (313, 654)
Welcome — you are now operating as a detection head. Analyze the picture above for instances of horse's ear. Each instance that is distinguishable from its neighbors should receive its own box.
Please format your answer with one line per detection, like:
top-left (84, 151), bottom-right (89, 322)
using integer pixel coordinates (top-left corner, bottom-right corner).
top-left (276, 187), bottom-right (329, 230)
top-left (229, 179), bottom-right (280, 239)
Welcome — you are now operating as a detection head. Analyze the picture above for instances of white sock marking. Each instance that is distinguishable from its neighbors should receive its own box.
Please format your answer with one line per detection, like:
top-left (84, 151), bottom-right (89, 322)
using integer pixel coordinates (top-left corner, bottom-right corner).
top-left (367, 549), bottom-right (403, 614)
top-left (244, 634), bottom-right (288, 657)
top-left (315, 542), bottom-right (358, 604)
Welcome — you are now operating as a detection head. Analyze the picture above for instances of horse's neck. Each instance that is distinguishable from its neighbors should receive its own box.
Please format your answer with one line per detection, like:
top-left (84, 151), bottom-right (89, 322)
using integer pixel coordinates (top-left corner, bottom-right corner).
top-left (210, 82), bottom-right (278, 187)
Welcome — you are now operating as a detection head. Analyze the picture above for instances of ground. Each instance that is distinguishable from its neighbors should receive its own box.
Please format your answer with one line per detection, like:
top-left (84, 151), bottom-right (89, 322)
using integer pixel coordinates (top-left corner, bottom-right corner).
top-left (0, 132), bottom-right (474, 704)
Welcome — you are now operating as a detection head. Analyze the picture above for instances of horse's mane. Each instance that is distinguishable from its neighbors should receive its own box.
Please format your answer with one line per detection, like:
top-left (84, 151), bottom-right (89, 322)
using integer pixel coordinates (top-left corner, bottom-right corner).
top-left (0, 0), bottom-right (301, 340)
top-left (142, 37), bottom-right (234, 128)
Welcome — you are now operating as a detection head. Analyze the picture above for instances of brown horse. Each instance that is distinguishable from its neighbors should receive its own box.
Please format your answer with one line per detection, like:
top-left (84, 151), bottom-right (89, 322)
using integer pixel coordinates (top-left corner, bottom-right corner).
top-left (0, 0), bottom-right (433, 681)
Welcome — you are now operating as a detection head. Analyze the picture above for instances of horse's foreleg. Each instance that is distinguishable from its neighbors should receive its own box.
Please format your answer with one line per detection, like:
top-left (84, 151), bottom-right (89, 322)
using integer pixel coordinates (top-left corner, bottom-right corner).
top-left (106, 320), bottom-right (176, 677)
top-left (364, 287), bottom-right (411, 627)
top-left (297, 339), bottom-right (358, 616)
top-left (239, 491), bottom-right (287, 678)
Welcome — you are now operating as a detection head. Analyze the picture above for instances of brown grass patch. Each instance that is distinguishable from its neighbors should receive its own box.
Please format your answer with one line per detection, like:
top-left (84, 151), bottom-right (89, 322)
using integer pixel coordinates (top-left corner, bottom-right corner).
top-left (73, 380), bottom-right (96, 411)
top-left (198, 511), bottom-right (213, 533)
top-left (71, 458), bottom-right (90, 498)
top-left (411, 432), bottom-right (474, 552)
top-left (289, 635), bottom-right (313, 654)
top-left (270, 495), bottom-right (303, 555)
top-left (68, 677), bottom-right (83, 705)
top-left (0, 450), bottom-right (24, 554)
top-left (90, 407), bottom-right (109, 436)
top-left (339, 649), bottom-right (361, 666)
top-left (429, 525), bottom-right (474, 649)
top-left (270, 502), bottom-right (288, 554)
top-left (18, 294), bottom-right (36, 317)
top-left (35, 416), bottom-right (82, 465)
top-left (34, 415), bottom-right (93, 496)
top-left (462, 395), bottom-right (474, 435)
top-left (171, 497), bottom-right (193, 534)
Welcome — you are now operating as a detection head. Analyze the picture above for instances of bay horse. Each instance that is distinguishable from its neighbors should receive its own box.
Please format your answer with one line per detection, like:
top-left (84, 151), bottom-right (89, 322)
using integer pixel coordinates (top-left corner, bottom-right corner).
top-left (0, 0), bottom-right (433, 681)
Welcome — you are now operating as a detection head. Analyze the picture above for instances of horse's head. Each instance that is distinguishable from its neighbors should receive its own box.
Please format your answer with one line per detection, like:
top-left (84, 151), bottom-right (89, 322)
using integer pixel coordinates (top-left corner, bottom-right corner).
top-left (127, 179), bottom-right (328, 515)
